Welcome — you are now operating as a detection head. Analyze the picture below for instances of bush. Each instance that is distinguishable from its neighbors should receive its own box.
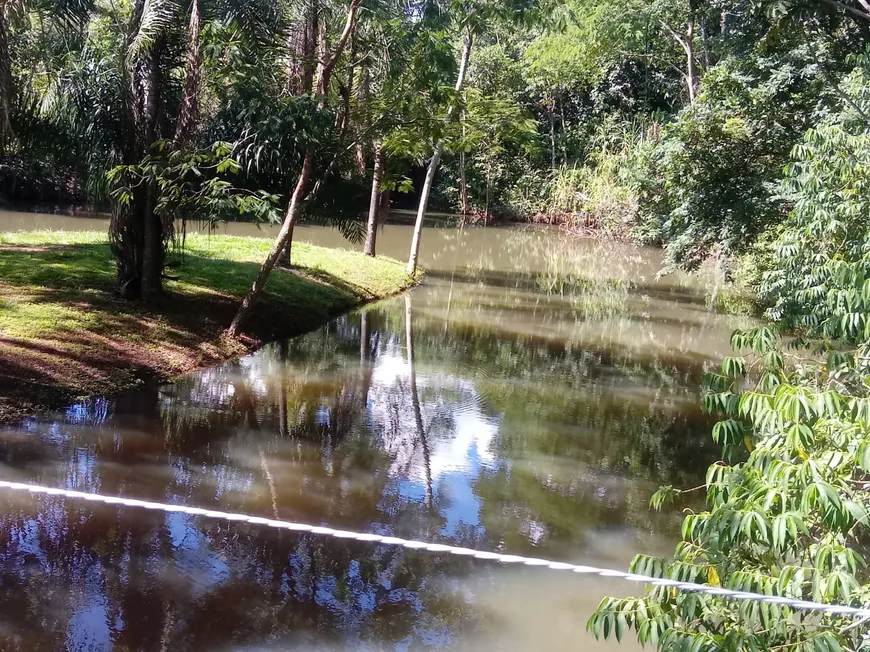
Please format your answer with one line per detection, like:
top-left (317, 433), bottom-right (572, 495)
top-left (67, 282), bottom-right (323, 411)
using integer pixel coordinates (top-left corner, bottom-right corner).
top-left (590, 58), bottom-right (870, 652)
top-left (633, 53), bottom-right (826, 271)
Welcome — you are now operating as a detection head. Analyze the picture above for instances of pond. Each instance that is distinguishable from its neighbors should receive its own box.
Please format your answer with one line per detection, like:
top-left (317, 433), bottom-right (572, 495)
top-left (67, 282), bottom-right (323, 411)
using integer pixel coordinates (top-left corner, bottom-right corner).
top-left (0, 211), bottom-right (749, 650)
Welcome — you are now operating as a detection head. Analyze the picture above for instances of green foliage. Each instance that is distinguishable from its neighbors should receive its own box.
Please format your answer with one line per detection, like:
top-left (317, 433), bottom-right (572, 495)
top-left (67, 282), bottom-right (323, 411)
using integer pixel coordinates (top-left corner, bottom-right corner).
top-left (761, 60), bottom-right (870, 344)
top-left (591, 324), bottom-right (870, 650)
top-left (633, 51), bottom-right (825, 270)
top-left (591, 51), bottom-right (870, 650)
top-left (108, 140), bottom-right (282, 229)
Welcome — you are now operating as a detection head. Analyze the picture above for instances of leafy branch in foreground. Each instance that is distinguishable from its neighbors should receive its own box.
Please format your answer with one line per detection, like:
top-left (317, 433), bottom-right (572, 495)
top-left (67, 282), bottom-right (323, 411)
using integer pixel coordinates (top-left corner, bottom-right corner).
top-left (108, 140), bottom-right (282, 236)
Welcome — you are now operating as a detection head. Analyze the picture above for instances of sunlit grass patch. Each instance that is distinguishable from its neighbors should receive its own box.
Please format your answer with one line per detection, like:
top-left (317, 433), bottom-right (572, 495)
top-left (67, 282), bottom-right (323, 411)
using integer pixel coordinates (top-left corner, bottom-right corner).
top-left (0, 229), bottom-right (417, 422)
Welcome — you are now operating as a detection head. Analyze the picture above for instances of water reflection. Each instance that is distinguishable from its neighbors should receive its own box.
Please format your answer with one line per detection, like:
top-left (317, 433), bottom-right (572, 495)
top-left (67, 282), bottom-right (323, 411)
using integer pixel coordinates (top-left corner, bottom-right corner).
top-left (0, 221), bottom-right (751, 650)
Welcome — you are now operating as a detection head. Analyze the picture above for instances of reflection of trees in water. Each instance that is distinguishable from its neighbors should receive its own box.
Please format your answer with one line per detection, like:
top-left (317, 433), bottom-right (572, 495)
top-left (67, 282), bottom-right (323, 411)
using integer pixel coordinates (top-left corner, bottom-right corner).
top-left (0, 241), bottom-right (732, 647)
top-left (0, 497), bottom-right (482, 650)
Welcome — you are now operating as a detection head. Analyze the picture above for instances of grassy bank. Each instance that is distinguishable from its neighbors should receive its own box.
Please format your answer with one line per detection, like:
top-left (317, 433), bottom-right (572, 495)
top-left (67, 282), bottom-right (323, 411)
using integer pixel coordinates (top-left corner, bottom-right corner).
top-left (0, 230), bottom-right (417, 423)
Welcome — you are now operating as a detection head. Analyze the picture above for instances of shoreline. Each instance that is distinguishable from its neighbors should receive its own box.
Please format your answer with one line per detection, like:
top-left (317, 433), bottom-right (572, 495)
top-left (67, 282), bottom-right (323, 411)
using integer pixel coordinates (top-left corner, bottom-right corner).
top-left (0, 230), bottom-right (420, 425)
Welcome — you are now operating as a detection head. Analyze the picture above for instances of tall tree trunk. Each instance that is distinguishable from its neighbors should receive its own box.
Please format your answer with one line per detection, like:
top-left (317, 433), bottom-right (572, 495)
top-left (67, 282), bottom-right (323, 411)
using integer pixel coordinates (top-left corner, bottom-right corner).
top-left (280, 0), bottom-right (360, 267)
top-left (699, 15), bottom-right (713, 70)
top-left (285, 16), bottom-right (356, 266)
top-left (140, 43), bottom-right (164, 298)
top-left (660, 13), bottom-right (699, 104)
top-left (485, 153), bottom-right (492, 219)
top-left (229, 0), bottom-right (359, 334)
top-left (685, 14), bottom-right (698, 103)
top-left (407, 26), bottom-right (473, 275)
top-left (174, 0), bottom-right (202, 147)
top-left (547, 94), bottom-right (556, 169)
top-left (0, 7), bottom-right (11, 155)
top-left (355, 65), bottom-right (370, 175)
top-left (364, 143), bottom-right (385, 256)
top-left (459, 109), bottom-right (469, 215)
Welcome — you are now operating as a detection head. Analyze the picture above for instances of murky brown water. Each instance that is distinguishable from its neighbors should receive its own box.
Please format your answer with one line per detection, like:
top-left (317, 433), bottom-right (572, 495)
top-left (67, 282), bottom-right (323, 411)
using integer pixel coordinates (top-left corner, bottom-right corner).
top-left (0, 211), bottom-right (751, 650)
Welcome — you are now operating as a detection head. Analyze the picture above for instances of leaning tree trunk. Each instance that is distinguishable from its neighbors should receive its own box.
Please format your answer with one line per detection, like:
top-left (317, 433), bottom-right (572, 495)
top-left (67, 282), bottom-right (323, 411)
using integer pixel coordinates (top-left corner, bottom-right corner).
top-left (0, 7), bottom-right (11, 155)
top-left (228, 0), bottom-right (359, 335)
top-left (364, 143), bottom-right (385, 256)
top-left (407, 27), bottom-right (473, 276)
top-left (228, 151), bottom-right (314, 336)
top-left (281, 0), bottom-right (359, 266)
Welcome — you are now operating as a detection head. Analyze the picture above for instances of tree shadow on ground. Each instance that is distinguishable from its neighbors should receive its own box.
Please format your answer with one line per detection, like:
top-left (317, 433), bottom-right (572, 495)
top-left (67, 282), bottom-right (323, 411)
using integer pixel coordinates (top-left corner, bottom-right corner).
top-left (0, 243), bottom-right (390, 423)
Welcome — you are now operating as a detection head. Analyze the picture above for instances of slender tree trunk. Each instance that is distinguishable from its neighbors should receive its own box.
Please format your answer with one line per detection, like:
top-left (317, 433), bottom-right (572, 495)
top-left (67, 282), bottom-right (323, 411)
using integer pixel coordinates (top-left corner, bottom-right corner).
top-left (660, 15), bottom-right (699, 104)
top-left (685, 15), bottom-right (698, 103)
top-left (548, 97), bottom-right (556, 169)
top-left (459, 111), bottom-right (469, 215)
top-left (364, 143), bottom-right (385, 256)
top-left (0, 7), bottom-right (11, 155)
top-left (228, 150), bottom-right (314, 336)
top-left (459, 149), bottom-right (469, 215)
top-left (280, 0), bottom-right (360, 267)
top-left (355, 65), bottom-right (370, 175)
top-left (407, 27), bottom-right (473, 275)
top-left (699, 15), bottom-right (712, 70)
top-left (485, 155), bottom-right (492, 219)
top-left (174, 0), bottom-right (202, 147)
top-left (228, 0), bottom-right (362, 334)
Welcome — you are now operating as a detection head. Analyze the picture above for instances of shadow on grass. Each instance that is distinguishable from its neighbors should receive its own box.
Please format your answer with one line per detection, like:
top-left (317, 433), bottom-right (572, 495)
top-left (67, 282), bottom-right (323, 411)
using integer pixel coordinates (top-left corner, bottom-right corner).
top-left (0, 243), bottom-right (397, 422)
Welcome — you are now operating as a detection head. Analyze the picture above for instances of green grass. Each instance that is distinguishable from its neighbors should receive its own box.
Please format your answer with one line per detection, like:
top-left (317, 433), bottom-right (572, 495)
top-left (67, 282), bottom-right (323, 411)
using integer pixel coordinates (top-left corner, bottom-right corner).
top-left (0, 230), bottom-right (417, 422)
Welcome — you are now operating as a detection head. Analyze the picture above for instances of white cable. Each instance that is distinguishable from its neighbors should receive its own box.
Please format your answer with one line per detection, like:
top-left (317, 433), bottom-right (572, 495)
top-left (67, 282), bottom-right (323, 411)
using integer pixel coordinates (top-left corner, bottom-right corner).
top-left (0, 479), bottom-right (868, 619)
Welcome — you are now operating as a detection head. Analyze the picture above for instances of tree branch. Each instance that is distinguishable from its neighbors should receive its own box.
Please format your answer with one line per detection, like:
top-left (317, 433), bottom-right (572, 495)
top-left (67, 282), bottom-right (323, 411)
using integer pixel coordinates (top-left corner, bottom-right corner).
top-left (818, 0), bottom-right (870, 21)
top-left (802, 26), bottom-right (870, 125)
top-left (659, 19), bottom-right (689, 52)
top-left (316, 0), bottom-right (360, 95)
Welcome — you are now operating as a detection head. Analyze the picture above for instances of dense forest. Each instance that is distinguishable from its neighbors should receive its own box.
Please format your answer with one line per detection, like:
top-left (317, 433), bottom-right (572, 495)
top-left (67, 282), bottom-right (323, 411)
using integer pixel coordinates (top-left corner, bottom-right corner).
top-left (5, 0), bottom-right (870, 649)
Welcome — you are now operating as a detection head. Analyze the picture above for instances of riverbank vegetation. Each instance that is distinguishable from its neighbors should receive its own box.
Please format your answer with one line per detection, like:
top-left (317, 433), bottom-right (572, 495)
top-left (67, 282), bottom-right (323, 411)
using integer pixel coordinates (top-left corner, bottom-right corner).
top-left (581, 1), bottom-right (870, 649)
top-left (0, 230), bottom-right (413, 422)
top-left (5, 0), bottom-right (870, 647)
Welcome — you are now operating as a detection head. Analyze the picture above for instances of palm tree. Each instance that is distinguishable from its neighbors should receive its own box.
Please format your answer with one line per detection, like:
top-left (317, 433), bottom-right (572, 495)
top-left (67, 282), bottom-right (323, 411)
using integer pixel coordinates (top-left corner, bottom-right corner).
top-left (0, 0), bottom-right (93, 154)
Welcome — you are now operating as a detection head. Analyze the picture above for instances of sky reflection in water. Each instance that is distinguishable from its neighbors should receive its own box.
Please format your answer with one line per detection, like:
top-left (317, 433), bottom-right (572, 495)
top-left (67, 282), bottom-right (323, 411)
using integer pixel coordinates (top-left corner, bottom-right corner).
top-left (0, 220), bottom-right (754, 650)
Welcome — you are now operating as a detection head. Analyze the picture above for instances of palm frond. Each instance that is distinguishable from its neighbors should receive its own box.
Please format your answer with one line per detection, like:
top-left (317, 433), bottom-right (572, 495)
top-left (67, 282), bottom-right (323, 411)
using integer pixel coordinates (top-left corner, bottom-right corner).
top-left (129, 0), bottom-right (179, 61)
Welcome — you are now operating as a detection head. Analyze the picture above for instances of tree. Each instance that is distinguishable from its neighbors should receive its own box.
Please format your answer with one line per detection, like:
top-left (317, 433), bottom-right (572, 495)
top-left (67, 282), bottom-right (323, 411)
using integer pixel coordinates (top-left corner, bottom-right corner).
top-left (0, 0), bottom-right (93, 154)
top-left (406, 20), bottom-right (472, 275)
top-left (590, 59), bottom-right (870, 652)
top-left (364, 142), bottom-right (385, 256)
top-left (227, 0), bottom-right (360, 336)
